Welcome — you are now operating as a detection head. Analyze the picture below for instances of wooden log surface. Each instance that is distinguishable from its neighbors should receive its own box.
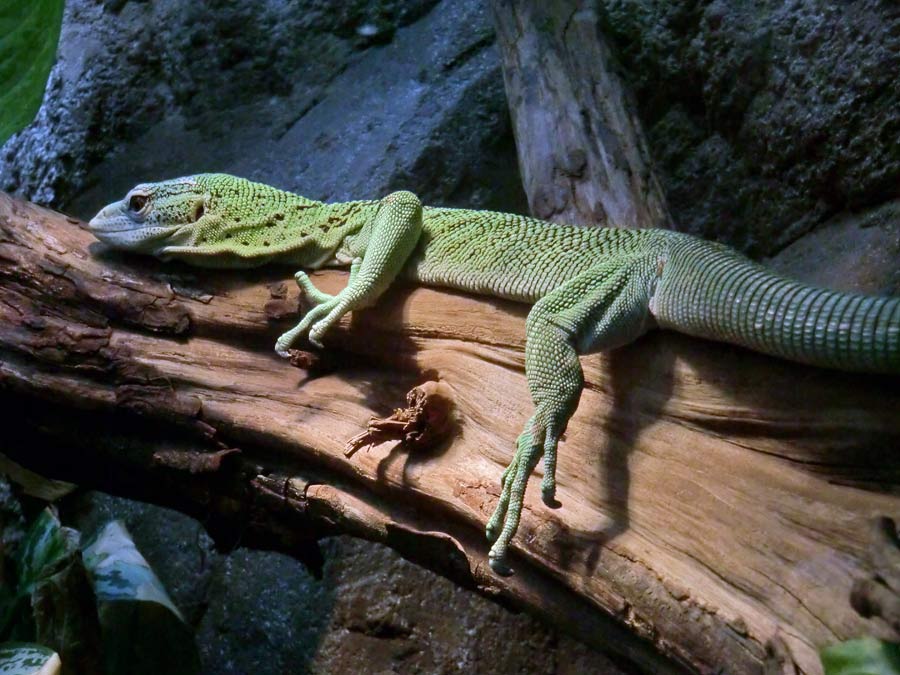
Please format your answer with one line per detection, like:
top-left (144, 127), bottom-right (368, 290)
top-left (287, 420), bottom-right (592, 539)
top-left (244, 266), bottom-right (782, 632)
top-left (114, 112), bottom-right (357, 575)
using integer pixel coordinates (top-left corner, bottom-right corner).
top-left (1, 193), bottom-right (898, 674)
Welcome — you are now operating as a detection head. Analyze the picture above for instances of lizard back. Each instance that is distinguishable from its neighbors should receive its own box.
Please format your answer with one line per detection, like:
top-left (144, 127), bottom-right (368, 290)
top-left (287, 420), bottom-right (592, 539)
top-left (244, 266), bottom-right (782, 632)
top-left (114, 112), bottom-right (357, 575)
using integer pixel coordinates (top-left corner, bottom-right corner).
top-left (409, 207), bottom-right (667, 303)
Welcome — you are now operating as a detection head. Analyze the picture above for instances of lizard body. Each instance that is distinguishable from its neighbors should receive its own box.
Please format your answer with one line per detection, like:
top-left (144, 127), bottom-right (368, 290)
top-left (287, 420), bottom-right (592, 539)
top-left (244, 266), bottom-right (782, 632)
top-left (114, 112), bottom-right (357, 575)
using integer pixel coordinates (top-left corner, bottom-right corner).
top-left (89, 173), bottom-right (900, 574)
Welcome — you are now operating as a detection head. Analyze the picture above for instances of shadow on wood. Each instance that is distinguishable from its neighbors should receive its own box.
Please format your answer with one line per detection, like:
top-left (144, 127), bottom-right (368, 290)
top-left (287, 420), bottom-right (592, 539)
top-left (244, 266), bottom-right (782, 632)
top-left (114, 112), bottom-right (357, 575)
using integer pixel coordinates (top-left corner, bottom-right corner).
top-left (1, 194), bottom-right (898, 674)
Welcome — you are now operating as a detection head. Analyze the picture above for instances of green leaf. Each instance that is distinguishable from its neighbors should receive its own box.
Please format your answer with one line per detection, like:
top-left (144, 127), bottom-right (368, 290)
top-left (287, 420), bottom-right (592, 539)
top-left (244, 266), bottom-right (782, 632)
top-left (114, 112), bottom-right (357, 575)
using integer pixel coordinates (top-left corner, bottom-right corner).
top-left (0, 0), bottom-right (66, 146)
top-left (15, 510), bottom-right (79, 598)
top-left (1, 509), bottom-right (80, 641)
top-left (30, 558), bottom-right (103, 674)
top-left (82, 521), bottom-right (200, 675)
top-left (821, 638), bottom-right (900, 675)
top-left (0, 642), bottom-right (60, 675)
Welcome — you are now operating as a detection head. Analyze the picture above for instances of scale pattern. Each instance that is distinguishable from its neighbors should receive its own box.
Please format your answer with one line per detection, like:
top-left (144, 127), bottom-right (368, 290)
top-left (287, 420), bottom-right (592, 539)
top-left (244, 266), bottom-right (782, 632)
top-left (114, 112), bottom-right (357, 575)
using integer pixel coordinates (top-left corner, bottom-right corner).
top-left (88, 173), bottom-right (900, 575)
top-left (653, 235), bottom-right (900, 372)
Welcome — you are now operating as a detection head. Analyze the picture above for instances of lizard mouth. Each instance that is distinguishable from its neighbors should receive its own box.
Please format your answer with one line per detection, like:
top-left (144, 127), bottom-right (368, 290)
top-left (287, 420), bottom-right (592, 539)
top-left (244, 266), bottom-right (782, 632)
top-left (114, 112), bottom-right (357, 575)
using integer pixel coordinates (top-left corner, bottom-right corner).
top-left (89, 221), bottom-right (135, 233)
top-left (88, 203), bottom-right (180, 253)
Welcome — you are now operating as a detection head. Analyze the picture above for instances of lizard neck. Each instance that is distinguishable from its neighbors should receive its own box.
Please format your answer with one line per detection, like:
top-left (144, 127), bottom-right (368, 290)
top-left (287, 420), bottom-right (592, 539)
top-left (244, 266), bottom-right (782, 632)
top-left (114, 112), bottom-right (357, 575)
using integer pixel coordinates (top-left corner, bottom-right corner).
top-left (296, 200), bottom-right (380, 267)
top-left (161, 178), bottom-right (378, 268)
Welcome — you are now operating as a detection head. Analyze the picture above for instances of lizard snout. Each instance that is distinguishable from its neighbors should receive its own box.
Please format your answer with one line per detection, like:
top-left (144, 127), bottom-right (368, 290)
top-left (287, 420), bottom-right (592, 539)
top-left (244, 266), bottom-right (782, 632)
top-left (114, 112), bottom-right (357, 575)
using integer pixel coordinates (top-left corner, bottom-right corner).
top-left (88, 204), bottom-right (125, 233)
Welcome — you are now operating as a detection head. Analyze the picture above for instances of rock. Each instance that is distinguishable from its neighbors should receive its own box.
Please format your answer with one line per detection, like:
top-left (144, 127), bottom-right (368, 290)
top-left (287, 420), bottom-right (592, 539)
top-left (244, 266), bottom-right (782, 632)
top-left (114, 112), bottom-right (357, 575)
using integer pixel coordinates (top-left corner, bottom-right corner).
top-left (309, 537), bottom-right (629, 674)
top-left (194, 546), bottom-right (331, 674)
top-left (67, 495), bottom-right (631, 675)
top-left (600, 0), bottom-right (900, 256)
top-left (768, 200), bottom-right (900, 294)
top-left (1, 0), bottom-right (526, 219)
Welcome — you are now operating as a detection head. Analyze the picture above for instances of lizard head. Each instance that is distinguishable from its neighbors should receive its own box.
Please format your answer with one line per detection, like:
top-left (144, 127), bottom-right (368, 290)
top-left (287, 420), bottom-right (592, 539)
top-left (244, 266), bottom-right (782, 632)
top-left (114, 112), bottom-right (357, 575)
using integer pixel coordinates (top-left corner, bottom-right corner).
top-left (89, 175), bottom-right (210, 255)
top-left (89, 174), bottom-right (330, 263)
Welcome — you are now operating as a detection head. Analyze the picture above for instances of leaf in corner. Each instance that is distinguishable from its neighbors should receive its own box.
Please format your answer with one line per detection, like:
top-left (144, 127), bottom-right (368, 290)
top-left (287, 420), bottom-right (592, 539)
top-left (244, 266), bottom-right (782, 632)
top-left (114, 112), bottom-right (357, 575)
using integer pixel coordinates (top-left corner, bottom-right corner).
top-left (0, 508), bottom-right (81, 641)
top-left (821, 638), bottom-right (900, 675)
top-left (14, 509), bottom-right (79, 598)
top-left (0, 0), bottom-right (66, 146)
top-left (0, 642), bottom-right (61, 675)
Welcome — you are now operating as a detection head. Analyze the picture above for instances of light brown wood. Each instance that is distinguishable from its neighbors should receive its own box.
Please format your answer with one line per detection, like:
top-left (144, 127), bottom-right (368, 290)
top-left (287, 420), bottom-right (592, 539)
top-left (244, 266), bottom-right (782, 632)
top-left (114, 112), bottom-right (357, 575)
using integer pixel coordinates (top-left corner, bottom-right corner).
top-left (1, 194), bottom-right (898, 674)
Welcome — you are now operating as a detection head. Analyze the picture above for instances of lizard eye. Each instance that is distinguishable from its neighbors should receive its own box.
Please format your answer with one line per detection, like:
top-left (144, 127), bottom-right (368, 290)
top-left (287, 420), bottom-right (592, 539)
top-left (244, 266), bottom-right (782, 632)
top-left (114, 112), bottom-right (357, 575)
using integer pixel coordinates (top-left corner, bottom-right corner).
top-left (192, 202), bottom-right (205, 222)
top-left (128, 194), bottom-right (148, 212)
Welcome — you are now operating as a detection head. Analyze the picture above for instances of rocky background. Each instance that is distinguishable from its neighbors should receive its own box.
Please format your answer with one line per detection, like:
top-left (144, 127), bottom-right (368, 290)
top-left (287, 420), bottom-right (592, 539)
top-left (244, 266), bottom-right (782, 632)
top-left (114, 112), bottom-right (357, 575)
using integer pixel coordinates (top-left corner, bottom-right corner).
top-left (2, 0), bottom-right (898, 672)
top-left (597, 0), bottom-right (900, 292)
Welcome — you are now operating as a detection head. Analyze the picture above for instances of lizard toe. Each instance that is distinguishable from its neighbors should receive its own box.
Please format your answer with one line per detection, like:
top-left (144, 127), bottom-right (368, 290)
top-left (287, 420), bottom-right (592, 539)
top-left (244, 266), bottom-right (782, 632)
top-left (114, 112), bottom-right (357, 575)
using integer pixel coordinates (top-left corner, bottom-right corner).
top-left (488, 549), bottom-right (514, 577)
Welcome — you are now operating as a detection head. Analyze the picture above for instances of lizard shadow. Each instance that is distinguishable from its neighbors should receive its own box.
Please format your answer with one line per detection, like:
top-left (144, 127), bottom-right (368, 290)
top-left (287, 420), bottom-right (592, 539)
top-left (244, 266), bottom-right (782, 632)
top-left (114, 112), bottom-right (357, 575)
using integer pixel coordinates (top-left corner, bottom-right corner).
top-left (662, 331), bottom-right (900, 484)
top-left (576, 335), bottom-right (677, 574)
top-left (373, 421), bottom-right (458, 486)
top-left (559, 328), bottom-right (900, 575)
top-left (89, 247), bottom-right (434, 425)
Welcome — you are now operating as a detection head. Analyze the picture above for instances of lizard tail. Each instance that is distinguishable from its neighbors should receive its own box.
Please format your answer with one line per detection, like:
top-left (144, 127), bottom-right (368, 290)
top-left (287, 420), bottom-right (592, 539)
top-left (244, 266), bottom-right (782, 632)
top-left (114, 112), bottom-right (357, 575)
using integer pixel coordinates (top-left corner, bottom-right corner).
top-left (651, 237), bottom-right (900, 373)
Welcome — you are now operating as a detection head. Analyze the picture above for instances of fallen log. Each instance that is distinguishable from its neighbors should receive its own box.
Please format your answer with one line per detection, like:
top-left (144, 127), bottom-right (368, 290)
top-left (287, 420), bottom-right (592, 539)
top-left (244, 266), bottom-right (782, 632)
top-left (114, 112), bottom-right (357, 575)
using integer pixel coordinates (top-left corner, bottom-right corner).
top-left (1, 193), bottom-right (898, 674)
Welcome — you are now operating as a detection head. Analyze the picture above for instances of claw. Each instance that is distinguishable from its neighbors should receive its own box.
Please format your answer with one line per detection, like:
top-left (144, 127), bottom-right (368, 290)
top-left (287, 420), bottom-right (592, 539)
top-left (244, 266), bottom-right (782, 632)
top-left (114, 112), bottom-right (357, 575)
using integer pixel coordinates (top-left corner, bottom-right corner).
top-left (485, 412), bottom-right (567, 575)
top-left (294, 271), bottom-right (334, 305)
top-left (541, 475), bottom-right (561, 508)
top-left (308, 332), bottom-right (325, 350)
top-left (275, 330), bottom-right (300, 357)
top-left (488, 550), bottom-right (514, 577)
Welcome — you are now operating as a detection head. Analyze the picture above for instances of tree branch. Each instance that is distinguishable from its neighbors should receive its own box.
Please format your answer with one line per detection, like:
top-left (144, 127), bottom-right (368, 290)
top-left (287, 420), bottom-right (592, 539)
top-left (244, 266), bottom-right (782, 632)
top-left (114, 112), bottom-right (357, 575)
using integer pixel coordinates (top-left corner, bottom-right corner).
top-left (1, 194), bottom-right (899, 674)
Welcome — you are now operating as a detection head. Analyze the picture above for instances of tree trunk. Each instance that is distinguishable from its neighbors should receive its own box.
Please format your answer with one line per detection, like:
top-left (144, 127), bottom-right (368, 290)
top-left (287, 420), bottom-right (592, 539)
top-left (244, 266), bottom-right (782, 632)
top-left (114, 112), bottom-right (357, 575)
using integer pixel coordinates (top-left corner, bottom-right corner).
top-left (1, 194), bottom-right (898, 674)
top-left (489, 0), bottom-right (671, 229)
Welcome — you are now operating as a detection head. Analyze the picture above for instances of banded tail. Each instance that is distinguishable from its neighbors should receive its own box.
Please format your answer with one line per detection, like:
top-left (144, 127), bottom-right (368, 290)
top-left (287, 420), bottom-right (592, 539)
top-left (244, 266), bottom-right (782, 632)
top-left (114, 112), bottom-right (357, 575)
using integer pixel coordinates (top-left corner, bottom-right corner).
top-left (652, 235), bottom-right (900, 373)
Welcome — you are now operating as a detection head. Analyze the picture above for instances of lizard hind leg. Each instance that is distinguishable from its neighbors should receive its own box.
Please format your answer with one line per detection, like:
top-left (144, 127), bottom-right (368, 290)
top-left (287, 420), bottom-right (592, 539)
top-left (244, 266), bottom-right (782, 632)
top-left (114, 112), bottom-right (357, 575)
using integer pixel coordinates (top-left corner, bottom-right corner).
top-left (486, 255), bottom-right (658, 575)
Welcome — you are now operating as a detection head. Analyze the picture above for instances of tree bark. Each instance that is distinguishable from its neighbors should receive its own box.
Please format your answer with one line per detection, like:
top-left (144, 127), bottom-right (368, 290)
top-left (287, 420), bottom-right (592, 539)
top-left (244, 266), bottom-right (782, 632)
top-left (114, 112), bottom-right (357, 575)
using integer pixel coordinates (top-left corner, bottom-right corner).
top-left (1, 194), bottom-right (899, 674)
top-left (489, 0), bottom-right (671, 229)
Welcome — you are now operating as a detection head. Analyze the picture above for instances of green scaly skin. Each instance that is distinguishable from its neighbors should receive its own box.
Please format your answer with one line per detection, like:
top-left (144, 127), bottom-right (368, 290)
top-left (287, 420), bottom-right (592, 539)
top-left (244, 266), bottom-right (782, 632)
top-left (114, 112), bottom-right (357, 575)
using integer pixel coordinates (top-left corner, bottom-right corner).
top-left (89, 173), bottom-right (900, 575)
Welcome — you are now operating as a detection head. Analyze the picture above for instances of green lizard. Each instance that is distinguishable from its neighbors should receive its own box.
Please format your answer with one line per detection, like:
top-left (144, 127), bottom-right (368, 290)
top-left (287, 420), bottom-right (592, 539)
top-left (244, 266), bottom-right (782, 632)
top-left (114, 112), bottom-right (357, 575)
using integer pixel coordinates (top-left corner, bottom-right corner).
top-left (89, 173), bottom-right (900, 575)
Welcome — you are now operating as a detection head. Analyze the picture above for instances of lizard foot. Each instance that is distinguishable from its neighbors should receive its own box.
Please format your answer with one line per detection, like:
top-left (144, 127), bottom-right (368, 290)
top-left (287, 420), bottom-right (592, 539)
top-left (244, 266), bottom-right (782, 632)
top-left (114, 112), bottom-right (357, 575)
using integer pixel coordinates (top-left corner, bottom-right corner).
top-left (275, 301), bottom-right (334, 354)
top-left (485, 414), bottom-right (563, 575)
top-left (486, 438), bottom-right (534, 576)
top-left (276, 259), bottom-right (365, 357)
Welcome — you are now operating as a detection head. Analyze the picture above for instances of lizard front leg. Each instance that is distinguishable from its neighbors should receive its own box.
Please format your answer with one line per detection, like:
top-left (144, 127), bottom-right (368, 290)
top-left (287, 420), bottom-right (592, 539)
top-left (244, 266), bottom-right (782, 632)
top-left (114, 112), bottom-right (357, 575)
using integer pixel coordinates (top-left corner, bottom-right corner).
top-left (486, 255), bottom-right (659, 575)
top-left (275, 191), bottom-right (424, 355)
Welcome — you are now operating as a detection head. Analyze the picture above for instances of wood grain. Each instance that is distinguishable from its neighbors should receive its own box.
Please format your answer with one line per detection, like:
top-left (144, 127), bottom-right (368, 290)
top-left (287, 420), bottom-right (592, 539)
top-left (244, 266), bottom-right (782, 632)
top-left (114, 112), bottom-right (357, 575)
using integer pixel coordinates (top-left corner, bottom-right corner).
top-left (1, 193), bottom-right (898, 674)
